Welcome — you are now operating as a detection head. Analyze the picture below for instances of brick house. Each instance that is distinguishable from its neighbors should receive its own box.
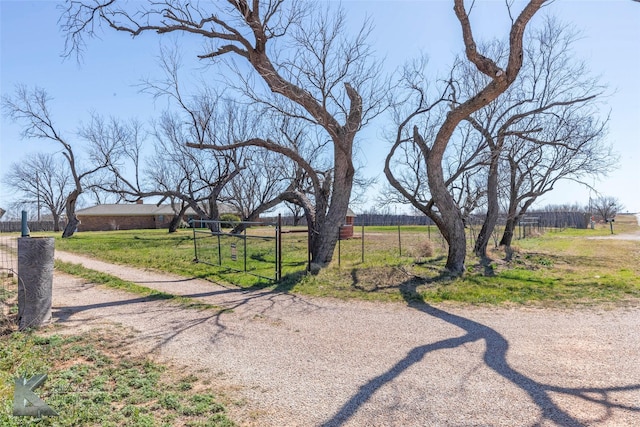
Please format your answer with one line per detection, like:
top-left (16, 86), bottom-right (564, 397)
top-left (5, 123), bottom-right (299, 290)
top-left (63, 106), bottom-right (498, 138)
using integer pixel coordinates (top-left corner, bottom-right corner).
top-left (76, 202), bottom-right (238, 231)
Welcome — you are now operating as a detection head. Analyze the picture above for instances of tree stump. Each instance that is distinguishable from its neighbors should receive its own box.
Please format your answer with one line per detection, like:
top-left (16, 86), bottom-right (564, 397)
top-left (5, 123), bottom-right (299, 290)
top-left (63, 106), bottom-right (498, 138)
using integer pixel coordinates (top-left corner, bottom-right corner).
top-left (18, 237), bottom-right (54, 330)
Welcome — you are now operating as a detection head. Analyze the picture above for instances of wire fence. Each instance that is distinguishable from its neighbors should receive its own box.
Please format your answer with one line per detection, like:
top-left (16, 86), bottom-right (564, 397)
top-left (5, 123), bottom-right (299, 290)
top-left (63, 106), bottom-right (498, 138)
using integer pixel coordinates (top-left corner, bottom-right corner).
top-left (0, 233), bottom-right (19, 332)
top-left (0, 210), bottom-right (587, 290)
top-left (190, 218), bottom-right (282, 282)
top-left (0, 220), bottom-right (59, 233)
top-left (334, 224), bottom-right (448, 267)
top-left (332, 220), bottom-right (567, 268)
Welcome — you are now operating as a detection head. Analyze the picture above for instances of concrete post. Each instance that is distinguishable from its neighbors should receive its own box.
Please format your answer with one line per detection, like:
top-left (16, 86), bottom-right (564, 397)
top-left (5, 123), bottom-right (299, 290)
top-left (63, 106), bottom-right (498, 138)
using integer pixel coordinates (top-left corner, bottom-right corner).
top-left (17, 237), bottom-right (55, 330)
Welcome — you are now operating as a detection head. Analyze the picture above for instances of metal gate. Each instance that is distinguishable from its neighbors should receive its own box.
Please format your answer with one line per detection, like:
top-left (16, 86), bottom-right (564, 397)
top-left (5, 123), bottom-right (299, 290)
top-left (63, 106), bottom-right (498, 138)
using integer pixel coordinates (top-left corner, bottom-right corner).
top-left (190, 217), bottom-right (282, 282)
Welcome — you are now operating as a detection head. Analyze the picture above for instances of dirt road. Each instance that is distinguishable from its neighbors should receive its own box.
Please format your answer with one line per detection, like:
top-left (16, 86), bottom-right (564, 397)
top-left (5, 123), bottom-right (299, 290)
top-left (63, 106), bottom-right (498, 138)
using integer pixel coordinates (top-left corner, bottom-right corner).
top-left (49, 250), bottom-right (640, 426)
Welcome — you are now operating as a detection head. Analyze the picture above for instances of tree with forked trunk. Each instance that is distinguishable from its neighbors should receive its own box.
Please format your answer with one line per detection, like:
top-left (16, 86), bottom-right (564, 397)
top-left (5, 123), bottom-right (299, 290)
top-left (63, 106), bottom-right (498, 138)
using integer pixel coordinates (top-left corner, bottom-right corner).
top-left (385, 0), bottom-right (548, 275)
top-left (448, 16), bottom-right (613, 260)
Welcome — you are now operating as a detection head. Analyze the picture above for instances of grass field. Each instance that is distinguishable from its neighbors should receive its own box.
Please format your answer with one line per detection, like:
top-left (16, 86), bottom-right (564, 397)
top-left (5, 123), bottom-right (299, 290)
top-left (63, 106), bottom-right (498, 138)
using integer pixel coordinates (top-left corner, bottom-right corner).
top-left (1, 215), bottom-right (637, 424)
top-left (43, 214), bottom-right (640, 306)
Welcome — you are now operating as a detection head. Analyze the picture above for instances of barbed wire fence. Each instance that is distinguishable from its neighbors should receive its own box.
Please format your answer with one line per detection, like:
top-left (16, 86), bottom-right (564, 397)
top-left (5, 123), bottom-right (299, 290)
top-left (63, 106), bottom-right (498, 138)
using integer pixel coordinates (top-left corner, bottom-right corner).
top-left (332, 211), bottom-right (588, 267)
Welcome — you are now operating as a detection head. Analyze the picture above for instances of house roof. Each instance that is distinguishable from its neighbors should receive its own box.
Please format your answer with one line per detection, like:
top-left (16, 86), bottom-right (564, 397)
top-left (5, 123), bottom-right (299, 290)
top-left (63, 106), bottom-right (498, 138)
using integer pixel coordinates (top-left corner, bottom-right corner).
top-left (346, 208), bottom-right (356, 217)
top-left (76, 203), bottom-right (238, 217)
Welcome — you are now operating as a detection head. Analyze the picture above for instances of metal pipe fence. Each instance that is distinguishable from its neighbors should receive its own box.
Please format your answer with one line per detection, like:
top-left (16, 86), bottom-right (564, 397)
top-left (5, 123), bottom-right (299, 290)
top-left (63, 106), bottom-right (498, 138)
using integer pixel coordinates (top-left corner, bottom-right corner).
top-left (190, 216), bottom-right (282, 282)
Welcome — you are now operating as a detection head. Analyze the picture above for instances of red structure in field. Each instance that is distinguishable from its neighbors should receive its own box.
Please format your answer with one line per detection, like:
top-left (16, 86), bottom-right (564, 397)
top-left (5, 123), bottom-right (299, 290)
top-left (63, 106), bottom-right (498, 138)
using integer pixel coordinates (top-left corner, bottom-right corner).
top-left (339, 208), bottom-right (357, 239)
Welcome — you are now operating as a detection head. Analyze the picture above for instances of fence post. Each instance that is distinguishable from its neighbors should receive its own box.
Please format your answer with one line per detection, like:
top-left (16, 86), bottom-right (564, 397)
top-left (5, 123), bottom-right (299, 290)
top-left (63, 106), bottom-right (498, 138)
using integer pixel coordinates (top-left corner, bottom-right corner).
top-left (191, 220), bottom-right (198, 262)
top-left (277, 214), bottom-right (282, 281)
top-left (338, 226), bottom-right (341, 267)
top-left (361, 225), bottom-right (365, 264)
top-left (397, 224), bottom-right (402, 257)
top-left (244, 227), bottom-right (248, 273)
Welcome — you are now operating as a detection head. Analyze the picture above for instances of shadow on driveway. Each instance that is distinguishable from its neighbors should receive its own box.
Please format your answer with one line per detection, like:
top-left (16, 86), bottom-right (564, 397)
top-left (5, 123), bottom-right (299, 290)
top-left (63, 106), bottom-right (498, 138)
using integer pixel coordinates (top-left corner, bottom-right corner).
top-left (322, 279), bottom-right (640, 426)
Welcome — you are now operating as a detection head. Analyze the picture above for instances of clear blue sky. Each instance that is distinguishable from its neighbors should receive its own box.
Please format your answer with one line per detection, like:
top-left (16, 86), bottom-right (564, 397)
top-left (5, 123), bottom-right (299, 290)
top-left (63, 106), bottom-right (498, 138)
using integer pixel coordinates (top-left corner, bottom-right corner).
top-left (1, 1), bottom-right (639, 215)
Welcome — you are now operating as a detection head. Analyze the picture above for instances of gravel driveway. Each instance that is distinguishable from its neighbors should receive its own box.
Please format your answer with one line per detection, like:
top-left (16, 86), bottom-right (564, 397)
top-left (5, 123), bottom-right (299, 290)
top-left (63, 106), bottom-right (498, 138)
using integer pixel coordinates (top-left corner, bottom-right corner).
top-left (50, 250), bottom-right (639, 426)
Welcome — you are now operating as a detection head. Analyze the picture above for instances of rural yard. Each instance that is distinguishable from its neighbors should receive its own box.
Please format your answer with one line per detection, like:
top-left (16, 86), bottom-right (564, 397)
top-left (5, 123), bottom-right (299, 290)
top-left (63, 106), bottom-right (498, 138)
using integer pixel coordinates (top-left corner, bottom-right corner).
top-left (49, 249), bottom-right (640, 426)
top-left (2, 1), bottom-right (639, 425)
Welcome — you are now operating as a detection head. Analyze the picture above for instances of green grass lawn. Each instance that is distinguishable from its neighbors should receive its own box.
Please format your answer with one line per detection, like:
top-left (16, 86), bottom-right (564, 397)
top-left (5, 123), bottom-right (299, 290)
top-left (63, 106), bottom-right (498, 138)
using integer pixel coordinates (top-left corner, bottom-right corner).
top-left (0, 327), bottom-right (235, 427)
top-left (42, 214), bottom-right (640, 306)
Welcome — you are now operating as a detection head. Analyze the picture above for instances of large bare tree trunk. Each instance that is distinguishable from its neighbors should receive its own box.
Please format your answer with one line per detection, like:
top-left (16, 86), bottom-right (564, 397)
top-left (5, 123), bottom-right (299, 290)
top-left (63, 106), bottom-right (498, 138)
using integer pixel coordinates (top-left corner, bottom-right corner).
top-left (52, 211), bottom-right (61, 232)
top-left (436, 0), bottom-right (545, 274)
top-left (168, 204), bottom-right (188, 233)
top-left (312, 162), bottom-right (354, 267)
top-left (391, 0), bottom-right (546, 276)
top-left (61, 189), bottom-right (80, 238)
top-left (312, 127), bottom-right (356, 266)
top-left (474, 155), bottom-right (500, 259)
top-left (443, 215), bottom-right (467, 275)
top-left (426, 160), bottom-right (468, 275)
top-left (500, 217), bottom-right (517, 248)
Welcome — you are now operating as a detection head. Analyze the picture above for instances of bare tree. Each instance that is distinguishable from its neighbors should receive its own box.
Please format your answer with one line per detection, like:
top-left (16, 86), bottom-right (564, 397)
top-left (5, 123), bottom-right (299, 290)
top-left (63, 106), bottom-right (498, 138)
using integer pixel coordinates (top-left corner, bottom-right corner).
top-left (84, 108), bottom-right (243, 233)
top-left (451, 17), bottom-right (613, 259)
top-left (591, 196), bottom-right (622, 223)
top-left (385, 0), bottom-right (546, 275)
top-left (224, 147), bottom-right (293, 224)
top-left (2, 152), bottom-right (71, 231)
top-left (383, 79), bottom-right (489, 225)
top-left (498, 114), bottom-right (613, 249)
top-left (283, 202), bottom-right (305, 226)
top-left (85, 52), bottom-right (295, 235)
top-left (61, 0), bottom-right (388, 268)
top-left (2, 86), bottom-right (112, 237)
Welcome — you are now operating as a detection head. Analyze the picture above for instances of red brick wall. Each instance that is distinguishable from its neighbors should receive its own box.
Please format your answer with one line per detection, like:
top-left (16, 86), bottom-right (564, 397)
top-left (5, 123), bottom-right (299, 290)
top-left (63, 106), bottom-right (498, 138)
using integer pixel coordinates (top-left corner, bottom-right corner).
top-left (339, 224), bottom-right (354, 239)
top-left (77, 215), bottom-right (172, 231)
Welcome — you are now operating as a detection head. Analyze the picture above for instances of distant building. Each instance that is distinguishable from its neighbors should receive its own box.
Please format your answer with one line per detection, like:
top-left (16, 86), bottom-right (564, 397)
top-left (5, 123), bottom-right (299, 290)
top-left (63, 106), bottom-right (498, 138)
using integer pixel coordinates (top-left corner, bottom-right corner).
top-left (76, 202), bottom-right (238, 231)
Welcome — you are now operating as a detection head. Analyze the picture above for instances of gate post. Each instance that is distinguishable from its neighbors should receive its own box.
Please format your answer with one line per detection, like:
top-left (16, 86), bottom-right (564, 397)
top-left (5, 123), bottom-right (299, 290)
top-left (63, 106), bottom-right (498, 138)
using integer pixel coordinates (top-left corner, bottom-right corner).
top-left (277, 214), bottom-right (282, 281)
top-left (361, 225), bottom-right (365, 264)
